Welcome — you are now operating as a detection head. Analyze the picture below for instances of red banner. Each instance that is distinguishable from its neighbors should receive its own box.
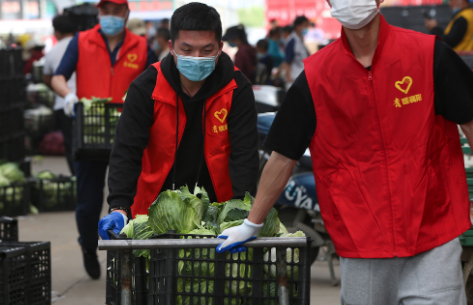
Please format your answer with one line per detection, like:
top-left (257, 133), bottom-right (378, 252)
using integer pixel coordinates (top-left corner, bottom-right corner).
top-left (265, 0), bottom-right (444, 40)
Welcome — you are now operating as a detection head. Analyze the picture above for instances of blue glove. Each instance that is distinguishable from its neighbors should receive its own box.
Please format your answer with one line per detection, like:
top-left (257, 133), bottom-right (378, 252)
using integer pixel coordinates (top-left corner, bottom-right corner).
top-left (98, 211), bottom-right (128, 240)
top-left (216, 219), bottom-right (264, 253)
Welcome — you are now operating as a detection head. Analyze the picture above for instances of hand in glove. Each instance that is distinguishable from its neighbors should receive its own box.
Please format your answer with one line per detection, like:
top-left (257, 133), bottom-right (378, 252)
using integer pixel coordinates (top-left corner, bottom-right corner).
top-left (216, 219), bottom-right (263, 253)
top-left (64, 93), bottom-right (79, 117)
top-left (98, 211), bottom-right (128, 240)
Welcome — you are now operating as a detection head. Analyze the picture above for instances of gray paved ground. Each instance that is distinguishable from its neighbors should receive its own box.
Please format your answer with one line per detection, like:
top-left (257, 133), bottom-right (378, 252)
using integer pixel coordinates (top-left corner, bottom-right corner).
top-left (16, 156), bottom-right (341, 304)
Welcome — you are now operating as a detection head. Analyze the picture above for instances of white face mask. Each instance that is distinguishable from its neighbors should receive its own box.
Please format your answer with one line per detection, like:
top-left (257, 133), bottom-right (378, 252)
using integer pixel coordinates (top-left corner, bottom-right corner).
top-left (330, 0), bottom-right (379, 30)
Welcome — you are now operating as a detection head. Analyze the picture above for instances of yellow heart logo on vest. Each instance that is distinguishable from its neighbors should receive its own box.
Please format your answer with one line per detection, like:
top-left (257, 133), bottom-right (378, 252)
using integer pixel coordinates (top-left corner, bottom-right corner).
top-left (127, 53), bottom-right (138, 62)
top-left (395, 76), bottom-right (413, 94)
top-left (214, 109), bottom-right (228, 123)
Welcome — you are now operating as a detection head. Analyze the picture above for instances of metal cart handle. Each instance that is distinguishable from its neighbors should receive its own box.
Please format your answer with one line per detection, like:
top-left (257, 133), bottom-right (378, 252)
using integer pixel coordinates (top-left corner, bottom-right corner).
top-left (98, 237), bottom-right (309, 250)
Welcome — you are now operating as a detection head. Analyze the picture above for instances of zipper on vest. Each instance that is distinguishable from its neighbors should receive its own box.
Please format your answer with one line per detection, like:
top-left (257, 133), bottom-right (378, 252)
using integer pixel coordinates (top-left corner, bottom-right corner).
top-left (368, 71), bottom-right (398, 257)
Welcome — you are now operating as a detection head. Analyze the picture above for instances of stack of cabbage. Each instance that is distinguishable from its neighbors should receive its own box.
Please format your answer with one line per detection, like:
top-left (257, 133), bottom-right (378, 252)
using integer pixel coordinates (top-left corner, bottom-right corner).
top-left (80, 97), bottom-right (120, 145)
top-left (0, 162), bottom-right (26, 211)
top-left (34, 170), bottom-right (75, 209)
top-left (120, 186), bottom-right (305, 305)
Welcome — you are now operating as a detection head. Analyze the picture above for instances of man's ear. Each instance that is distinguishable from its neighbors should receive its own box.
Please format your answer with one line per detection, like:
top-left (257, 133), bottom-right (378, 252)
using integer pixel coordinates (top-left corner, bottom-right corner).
top-left (219, 40), bottom-right (224, 52)
top-left (326, 0), bottom-right (332, 8)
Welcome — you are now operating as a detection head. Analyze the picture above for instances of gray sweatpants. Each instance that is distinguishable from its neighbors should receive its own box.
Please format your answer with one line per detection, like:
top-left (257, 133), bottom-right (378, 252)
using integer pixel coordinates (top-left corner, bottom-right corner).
top-left (340, 238), bottom-right (466, 305)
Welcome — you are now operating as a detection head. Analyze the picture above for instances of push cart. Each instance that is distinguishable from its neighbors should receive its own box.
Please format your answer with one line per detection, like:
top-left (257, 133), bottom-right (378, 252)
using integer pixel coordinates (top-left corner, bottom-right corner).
top-left (99, 234), bottom-right (312, 305)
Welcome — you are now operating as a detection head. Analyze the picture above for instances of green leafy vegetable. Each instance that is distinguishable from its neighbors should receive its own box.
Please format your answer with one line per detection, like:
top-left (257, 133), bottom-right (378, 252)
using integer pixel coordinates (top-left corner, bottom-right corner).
top-left (120, 220), bottom-right (134, 237)
top-left (202, 205), bottom-right (220, 234)
top-left (132, 215), bottom-right (154, 259)
top-left (0, 163), bottom-right (25, 183)
top-left (0, 172), bottom-right (9, 187)
top-left (279, 222), bottom-right (289, 235)
top-left (148, 186), bottom-right (204, 235)
top-left (220, 219), bottom-right (245, 232)
top-left (35, 170), bottom-right (56, 180)
top-left (80, 97), bottom-right (111, 113)
top-left (217, 200), bottom-right (251, 224)
top-left (258, 208), bottom-right (280, 237)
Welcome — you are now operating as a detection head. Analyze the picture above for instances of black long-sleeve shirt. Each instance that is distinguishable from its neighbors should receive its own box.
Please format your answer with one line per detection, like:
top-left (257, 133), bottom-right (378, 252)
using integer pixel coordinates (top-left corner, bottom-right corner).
top-left (264, 40), bottom-right (473, 161)
top-left (107, 52), bottom-right (259, 216)
top-left (431, 10), bottom-right (469, 49)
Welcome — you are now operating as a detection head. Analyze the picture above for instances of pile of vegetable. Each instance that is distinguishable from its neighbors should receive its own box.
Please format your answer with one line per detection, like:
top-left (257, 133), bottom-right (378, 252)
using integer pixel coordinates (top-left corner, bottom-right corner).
top-left (0, 162), bottom-right (26, 210)
top-left (80, 97), bottom-right (121, 145)
top-left (33, 170), bottom-right (76, 209)
top-left (120, 186), bottom-right (305, 304)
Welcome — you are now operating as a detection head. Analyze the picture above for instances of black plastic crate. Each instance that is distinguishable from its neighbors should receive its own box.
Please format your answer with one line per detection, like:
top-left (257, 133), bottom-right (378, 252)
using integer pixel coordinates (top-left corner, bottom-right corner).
top-left (26, 88), bottom-right (55, 109)
top-left (7, 108), bottom-right (24, 137)
top-left (0, 217), bottom-right (18, 242)
top-left (4, 134), bottom-right (26, 163)
top-left (18, 158), bottom-right (31, 178)
top-left (0, 49), bottom-right (23, 80)
top-left (73, 102), bottom-right (123, 162)
top-left (0, 78), bottom-right (26, 109)
top-left (0, 111), bottom-right (10, 142)
top-left (0, 246), bottom-right (28, 305)
top-left (106, 231), bottom-right (149, 305)
top-left (31, 175), bottom-right (76, 212)
top-left (1, 241), bottom-right (51, 305)
top-left (148, 233), bottom-right (311, 305)
top-left (0, 182), bottom-right (30, 217)
top-left (24, 110), bottom-right (54, 141)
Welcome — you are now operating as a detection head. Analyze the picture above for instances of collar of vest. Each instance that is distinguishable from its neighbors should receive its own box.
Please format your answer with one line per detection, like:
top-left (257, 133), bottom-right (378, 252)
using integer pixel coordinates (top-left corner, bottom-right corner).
top-left (340, 14), bottom-right (392, 68)
top-left (87, 24), bottom-right (140, 57)
top-left (151, 62), bottom-right (238, 111)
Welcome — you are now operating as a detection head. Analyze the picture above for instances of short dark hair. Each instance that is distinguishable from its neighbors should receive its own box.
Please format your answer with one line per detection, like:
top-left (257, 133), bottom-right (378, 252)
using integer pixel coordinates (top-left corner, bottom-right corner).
top-left (52, 15), bottom-right (76, 34)
top-left (282, 25), bottom-right (293, 34)
top-left (269, 28), bottom-right (281, 38)
top-left (161, 18), bottom-right (170, 26)
top-left (256, 39), bottom-right (269, 51)
top-left (294, 16), bottom-right (309, 28)
top-left (170, 3), bottom-right (222, 43)
top-left (157, 28), bottom-right (170, 41)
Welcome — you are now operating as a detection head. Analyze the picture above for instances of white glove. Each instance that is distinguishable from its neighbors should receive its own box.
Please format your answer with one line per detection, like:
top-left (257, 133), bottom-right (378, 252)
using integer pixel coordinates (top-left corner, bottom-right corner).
top-left (216, 219), bottom-right (263, 253)
top-left (64, 93), bottom-right (79, 117)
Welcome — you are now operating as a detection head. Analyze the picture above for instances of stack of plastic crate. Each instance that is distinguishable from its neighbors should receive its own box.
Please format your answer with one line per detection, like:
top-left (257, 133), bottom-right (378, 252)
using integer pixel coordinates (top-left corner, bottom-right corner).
top-left (0, 48), bottom-right (26, 163)
top-left (0, 217), bottom-right (51, 305)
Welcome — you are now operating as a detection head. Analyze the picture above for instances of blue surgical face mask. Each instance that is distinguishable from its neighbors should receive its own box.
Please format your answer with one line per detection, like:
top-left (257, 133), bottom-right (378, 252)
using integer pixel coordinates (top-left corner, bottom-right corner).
top-left (152, 40), bottom-right (160, 52)
top-left (174, 50), bottom-right (220, 82)
top-left (100, 15), bottom-right (126, 37)
top-left (228, 42), bottom-right (237, 48)
top-left (301, 28), bottom-right (309, 36)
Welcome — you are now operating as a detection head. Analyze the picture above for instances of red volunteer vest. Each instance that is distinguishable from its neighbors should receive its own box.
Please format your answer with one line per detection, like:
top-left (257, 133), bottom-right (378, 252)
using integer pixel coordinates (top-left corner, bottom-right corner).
top-left (304, 16), bottom-right (470, 259)
top-left (76, 25), bottom-right (147, 103)
top-left (131, 62), bottom-right (236, 216)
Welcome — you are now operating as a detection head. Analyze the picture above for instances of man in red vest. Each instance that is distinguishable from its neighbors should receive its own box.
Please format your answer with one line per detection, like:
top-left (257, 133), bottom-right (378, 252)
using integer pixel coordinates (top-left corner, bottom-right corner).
top-left (218, 0), bottom-right (473, 303)
top-left (98, 1), bottom-right (259, 245)
top-left (51, 0), bottom-right (154, 280)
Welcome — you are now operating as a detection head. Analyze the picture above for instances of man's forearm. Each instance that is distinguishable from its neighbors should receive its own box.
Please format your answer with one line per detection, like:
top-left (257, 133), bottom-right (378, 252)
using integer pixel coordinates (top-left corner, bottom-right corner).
top-left (285, 62), bottom-right (292, 82)
top-left (51, 75), bottom-right (72, 98)
top-left (248, 152), bottom-right (297, 224)
top-left (461, 120), bottom-right (473, 148)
